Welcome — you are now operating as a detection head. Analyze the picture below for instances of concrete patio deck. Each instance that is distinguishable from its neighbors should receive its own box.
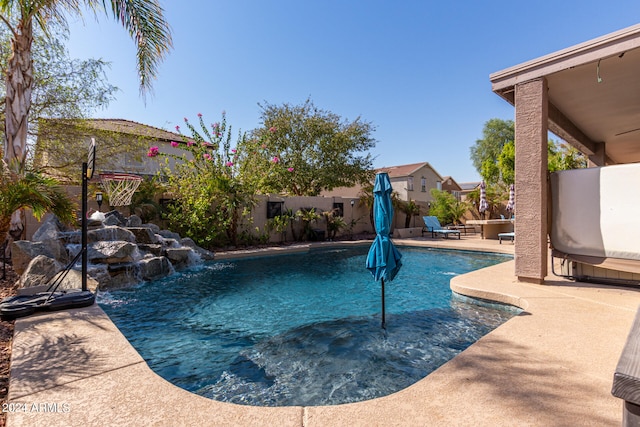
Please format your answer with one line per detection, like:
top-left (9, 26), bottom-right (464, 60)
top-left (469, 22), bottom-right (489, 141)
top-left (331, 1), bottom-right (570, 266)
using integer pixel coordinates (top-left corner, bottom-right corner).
top-left (5, 236), bottom-right (639, 426)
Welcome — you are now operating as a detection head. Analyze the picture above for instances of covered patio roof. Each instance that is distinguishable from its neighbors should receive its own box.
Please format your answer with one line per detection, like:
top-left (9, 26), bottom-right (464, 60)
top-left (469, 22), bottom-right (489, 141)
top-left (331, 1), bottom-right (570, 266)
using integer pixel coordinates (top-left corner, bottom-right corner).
top-left (490, 24), bottom-right (640, 164)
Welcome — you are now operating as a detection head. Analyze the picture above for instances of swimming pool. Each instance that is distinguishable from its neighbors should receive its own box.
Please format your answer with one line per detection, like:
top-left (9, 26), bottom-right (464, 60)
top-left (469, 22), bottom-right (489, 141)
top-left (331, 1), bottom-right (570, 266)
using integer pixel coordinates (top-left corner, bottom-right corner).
top-left (98, 246), bottom-right (518, 406)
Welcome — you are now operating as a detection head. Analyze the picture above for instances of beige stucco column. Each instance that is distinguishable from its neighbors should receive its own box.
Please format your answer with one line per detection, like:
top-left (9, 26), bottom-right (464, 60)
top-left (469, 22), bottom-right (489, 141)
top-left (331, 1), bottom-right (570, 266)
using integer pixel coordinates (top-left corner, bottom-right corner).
top-left (514, 78), bottom-right (548, 283)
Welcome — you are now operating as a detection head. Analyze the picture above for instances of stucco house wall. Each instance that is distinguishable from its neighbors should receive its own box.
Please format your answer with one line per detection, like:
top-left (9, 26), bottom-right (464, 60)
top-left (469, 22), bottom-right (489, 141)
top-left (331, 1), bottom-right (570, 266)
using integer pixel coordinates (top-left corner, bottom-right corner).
top-left (380, 162), bottom-right (444, 204)
top-left (35, 119), bottom-right (186, 181)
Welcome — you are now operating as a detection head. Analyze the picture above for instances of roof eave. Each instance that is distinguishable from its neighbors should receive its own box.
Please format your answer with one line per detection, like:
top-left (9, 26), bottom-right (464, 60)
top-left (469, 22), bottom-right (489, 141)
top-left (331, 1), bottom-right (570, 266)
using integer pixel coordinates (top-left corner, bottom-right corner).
top-left (490, 23), bottom-right (640, 97)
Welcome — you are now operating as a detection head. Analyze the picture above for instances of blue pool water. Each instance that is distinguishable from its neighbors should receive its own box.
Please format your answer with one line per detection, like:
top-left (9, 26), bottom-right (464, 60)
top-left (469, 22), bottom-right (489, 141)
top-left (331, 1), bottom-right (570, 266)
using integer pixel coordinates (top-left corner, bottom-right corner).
top-left (98, 246), bottom-right (518, 406)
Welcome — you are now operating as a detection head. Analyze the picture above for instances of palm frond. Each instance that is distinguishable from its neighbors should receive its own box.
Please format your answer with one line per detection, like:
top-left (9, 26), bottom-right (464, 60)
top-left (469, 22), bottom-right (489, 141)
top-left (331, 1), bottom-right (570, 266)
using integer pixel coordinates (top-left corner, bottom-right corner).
top-left (108, 0), bottom-right (172, 96)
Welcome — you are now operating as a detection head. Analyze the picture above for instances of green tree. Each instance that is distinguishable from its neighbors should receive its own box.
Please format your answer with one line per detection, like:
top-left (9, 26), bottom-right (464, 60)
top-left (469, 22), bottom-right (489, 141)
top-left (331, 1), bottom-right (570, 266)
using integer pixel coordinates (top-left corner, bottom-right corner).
top-left (497, 141), bottom-right (515, 185)
top-left (358, 182), bottom-right (375, 232)
top-left (0, 162), bottom-right (74, 240)
top-left (0, 0), bottom-right (172, 169)
top-left (429, 189), bottom-right (469, 226)
top-left (240, 98), bottom-right (376, 196)
top-left (548, 140), bottom-right (588, 172)
top-left (0, 25), bottom-right (117, 140)
top-left (474, 118), bottom-right (587, 189)
top-left (0, 25), bottom-right (119, 181)
top-left (470, 118), bottom-right (514, 184)
top-left (128, 177), bottom-right (162, 223)
top-left (398, 199), bottom-right (421, 228)
top-left (152, 113), bottom-right (255, 248)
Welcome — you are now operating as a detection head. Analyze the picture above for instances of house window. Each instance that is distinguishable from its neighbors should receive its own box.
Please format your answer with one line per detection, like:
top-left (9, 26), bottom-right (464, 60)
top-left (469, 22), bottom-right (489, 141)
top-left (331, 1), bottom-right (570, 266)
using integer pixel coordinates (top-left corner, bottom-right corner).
top-left (407, 177), bottom-right (414, 191)
top-left (266, 201), bottom-right (284, 219)
top-left (332, 202), bottom-right (344, 217)
top-left (421, 177), bottom-right (427, 192)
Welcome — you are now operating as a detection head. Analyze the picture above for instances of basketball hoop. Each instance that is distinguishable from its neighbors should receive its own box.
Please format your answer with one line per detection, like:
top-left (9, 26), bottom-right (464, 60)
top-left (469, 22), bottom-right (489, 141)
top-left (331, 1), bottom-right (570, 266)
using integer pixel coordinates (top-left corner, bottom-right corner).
top-left (99, 173), bottom-right (143, 206)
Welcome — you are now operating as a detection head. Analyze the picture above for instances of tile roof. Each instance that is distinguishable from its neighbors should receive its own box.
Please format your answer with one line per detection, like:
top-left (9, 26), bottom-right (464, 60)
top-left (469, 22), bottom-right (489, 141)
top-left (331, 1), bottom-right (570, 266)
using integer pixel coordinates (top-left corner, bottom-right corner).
top-left (376, 162), bottom-right (443, 180)
top-left (56, 119), bottom-right (184, 142)
top-left (458, 182), bottom-right (481, 191)
top-left (377, 162), bottom-right (428, 178)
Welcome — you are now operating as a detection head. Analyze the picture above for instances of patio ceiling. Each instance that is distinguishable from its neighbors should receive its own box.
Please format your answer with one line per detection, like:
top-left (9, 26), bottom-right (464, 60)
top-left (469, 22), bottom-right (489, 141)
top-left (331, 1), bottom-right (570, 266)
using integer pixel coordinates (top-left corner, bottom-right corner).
top-left (490, 24), bottom-right (640, 165)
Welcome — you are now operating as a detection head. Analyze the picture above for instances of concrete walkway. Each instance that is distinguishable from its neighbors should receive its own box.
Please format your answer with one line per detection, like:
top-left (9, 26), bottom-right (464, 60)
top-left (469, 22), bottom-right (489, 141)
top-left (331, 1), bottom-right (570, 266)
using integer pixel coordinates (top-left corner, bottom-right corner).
top-left (6, 237), bottom-right (639, 426)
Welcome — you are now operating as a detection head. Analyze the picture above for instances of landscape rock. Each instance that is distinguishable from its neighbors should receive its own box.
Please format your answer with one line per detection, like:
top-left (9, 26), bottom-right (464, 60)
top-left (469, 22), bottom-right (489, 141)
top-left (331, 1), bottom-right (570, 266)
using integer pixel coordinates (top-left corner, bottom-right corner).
top-left (12, 239), bottom-right (67, 275)
top-left (88, 226), bottom-right (136, 243)
top-left (51, 268), bottom-right (99, 293)
top-left (104, 262), bottom-right (140, 289)
top-left (18, 255), bottom-right (64, 289)
top-left (88, 241), bottom-right (139, 264)
top-left (126, 215), bottom-right (142, 227)
top-left (158, 229), bottom-right (181, 240)
top-left (31, 217), bottom-right (62, 242)
top-left (138, 256), bottom-right (174, 281)
top-left (20, 213), bottom-right (206, 292)
top-left (180, 237), bottom-right (215, 260)
top-left (126, 227), bottom-right (159, 245)
top-left (144, 223), bottom-right (160, 234)
top-left (137, 244), bottom-right (163, 257)
top-left (164, 247), bottom-right (193, 269)
top-left (103, 215), bottom-right (121, 226)
top-left (104, 210), bottom-right (127, 226)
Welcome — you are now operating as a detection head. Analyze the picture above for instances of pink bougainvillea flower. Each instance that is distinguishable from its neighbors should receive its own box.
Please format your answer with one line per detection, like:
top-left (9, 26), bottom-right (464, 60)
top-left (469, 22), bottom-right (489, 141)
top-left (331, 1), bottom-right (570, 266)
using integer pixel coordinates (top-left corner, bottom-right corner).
top-left (271, 156), bottom-right (280, 163)
top-left (197, 113), bottom-right (202, 118)
top-left (212, 122), bottom-right (219, 129)
top-left (269, 126), bottom-right (277, 133)
top-left (203, 153), bottom-right (212, 160)
top-left (288, 167), bottom-right (294, 172)
top-left (175, 125), bottom-right (180, 132)
top-left (147, 146), bottom-right (159, 157)
top-left (187, 140), bottom-right (195, 147)
top-left (170, 141), bottom-right (179, 147)
top-left (184, 117), bottom-right (188, 122)
top-left (225, 161), bottom-right (234, 167)
top-left (231, 149), bottom-right (237, 154)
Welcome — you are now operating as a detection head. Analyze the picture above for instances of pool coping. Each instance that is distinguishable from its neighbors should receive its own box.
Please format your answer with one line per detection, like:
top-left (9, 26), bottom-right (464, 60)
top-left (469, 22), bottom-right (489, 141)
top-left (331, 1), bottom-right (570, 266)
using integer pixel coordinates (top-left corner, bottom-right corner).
top-left (6, 237), bottom-right (640, 426)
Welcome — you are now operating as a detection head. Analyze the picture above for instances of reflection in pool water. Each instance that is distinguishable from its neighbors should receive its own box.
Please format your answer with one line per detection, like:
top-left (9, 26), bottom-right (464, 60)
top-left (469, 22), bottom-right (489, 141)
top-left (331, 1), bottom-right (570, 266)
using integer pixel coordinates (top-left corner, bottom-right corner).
top-left (99, 246), bottom-right (519, 406)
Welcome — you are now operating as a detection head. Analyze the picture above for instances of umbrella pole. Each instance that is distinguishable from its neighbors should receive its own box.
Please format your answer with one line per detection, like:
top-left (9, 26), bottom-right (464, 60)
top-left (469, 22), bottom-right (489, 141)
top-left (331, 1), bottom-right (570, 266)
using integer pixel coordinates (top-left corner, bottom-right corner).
top-left (381, 278), bottom-right (386, 329)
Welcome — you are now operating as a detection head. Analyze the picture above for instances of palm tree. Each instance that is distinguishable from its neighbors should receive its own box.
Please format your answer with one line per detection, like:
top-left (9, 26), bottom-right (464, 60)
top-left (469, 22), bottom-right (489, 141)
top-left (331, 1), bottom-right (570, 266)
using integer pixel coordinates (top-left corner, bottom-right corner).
top-left (358, 182), bottom-right (375, 231)
top-left (0, 163), bottom-right (75, 241)
top-left (398, 199), bottom-right (421, 228)
top-left (0, 0), bottom-right (173, 166)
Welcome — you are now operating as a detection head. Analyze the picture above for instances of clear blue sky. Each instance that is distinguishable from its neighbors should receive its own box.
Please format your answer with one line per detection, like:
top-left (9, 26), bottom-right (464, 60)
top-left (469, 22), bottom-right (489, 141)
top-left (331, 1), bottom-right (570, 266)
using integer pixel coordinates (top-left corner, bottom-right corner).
top-left (64, 1), bottom-right (640, 183)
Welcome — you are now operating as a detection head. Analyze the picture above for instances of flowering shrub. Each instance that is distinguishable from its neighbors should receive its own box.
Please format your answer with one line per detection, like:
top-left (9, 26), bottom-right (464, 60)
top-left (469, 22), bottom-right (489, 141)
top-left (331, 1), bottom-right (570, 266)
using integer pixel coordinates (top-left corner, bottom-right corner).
top-left (147, 146), bottom-right (159, 157)
top-left (150, 112), bottom-right (256, 248)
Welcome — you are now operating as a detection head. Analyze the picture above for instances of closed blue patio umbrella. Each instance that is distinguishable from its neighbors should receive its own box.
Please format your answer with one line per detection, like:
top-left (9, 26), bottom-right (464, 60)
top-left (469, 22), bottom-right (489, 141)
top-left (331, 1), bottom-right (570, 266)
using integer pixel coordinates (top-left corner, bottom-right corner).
top-left (366, 173), bottom-right (402, 329)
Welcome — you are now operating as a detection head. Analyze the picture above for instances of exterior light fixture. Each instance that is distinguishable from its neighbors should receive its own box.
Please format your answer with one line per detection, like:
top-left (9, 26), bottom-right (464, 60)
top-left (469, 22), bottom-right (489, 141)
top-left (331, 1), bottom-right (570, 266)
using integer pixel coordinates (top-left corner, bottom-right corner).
top-left (96, 192), bottom-right (103, 212)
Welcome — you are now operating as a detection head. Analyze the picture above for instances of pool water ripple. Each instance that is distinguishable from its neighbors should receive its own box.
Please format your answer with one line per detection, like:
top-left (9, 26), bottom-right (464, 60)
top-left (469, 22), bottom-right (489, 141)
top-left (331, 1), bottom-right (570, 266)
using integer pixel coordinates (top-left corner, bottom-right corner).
top-left (98, 246), bottom-right (518, 406)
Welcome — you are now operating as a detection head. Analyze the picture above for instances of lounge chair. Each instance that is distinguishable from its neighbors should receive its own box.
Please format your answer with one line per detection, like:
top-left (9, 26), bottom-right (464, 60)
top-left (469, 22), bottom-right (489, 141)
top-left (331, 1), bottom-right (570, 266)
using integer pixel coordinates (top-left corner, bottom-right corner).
top-left (498, 232), bottom-right (515, 244)
top-left (422, 216), bottom-right (461, 239)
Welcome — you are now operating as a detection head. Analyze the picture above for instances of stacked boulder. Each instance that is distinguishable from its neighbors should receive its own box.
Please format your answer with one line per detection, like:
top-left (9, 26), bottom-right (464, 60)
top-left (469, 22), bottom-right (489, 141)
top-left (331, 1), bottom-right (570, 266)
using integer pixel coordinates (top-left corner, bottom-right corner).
top-left (12, 212), bottom-right (215, 293)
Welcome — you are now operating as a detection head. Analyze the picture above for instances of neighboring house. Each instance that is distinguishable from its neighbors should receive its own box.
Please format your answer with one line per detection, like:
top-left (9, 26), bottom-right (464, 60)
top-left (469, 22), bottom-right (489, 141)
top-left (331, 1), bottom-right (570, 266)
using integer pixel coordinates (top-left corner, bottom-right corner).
top-left (321, 161), bottom-right (445, 204)
top-left (35, 118), bottom-right (186, 182)
top-left (458, 181), bottom-right (481, 201)
top-left (377, 162), bottom-right (444, 204)
top-left (441, 176), bottom-right (463, 200)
